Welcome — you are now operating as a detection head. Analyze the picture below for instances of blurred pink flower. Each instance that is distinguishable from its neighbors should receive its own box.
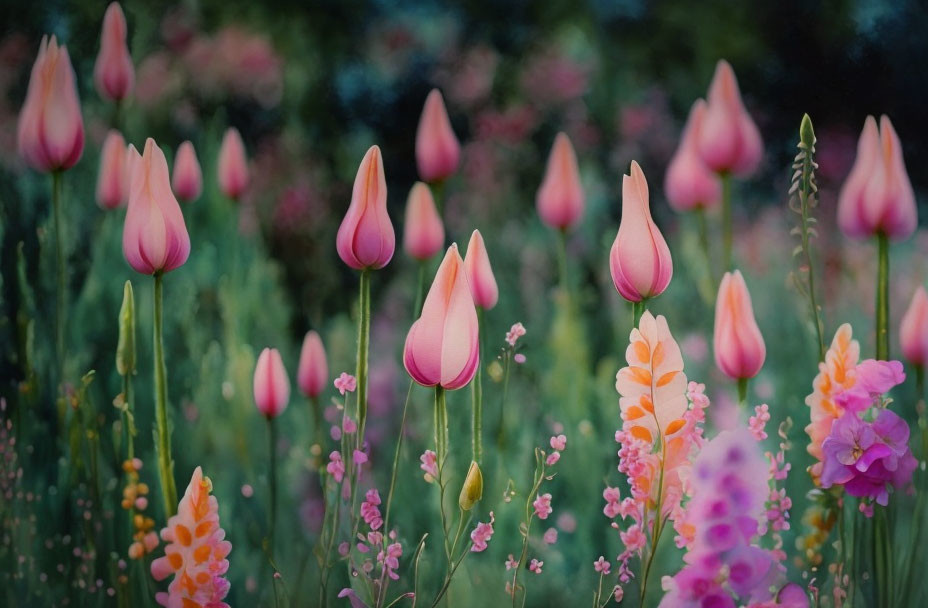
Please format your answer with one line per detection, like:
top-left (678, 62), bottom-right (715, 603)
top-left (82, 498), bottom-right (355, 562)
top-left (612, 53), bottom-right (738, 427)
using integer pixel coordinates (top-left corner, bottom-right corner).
top-left (253, 347), bottom-right (290, 419)
top-left (334, 373), bottom-right (357, 396)
top-left (416, 89), bottom-right (460, 183)
top-left (403, 182), bottom-right (445, 261)
top-left (171, 141), bottom-right (202, 202)
top-left (217, 127), bottom-right (249, 201)
top-left (96, 130), bottom-right (128, 209)
top-left (94, 3), bottom-right (134, 102)
top-left (463, 229), bottom-right (498, 310)
top-left (298, 331), bottom-right (328, 398)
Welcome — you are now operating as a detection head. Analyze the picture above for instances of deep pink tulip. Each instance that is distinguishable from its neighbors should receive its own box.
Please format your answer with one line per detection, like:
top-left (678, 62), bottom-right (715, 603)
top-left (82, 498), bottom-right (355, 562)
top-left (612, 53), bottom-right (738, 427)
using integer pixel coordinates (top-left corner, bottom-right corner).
top-left (17, 35), bottom-right (84, 172)
top-left (122, 138), bottom-right (190, 275)
top-left (172, 141), bottom-right (202, 202)
top-left (336, 145), bottom-right (395, 270)
top-left (837, 115), bottom-right (916, 241)
top-left (900, 286), bottom-right (928, 367)
top-left (696, 60), bottom-right (762, 176)
top-left (94, 2), bottom-right (134, 102)
top-left (536, 132), bottom-right (584, 230)
top-left (415, 89), bottom-right (460, 183)
top-left (404, 244), bottom-right (479, 389)
top-left (714, 270), bottom-right (766, 380)
top-left (609, 161), bottom-right (673, 302)
top-left (403, 182), bottom-right (444, 261)
top-left (463, 229), bottom-right (498, 310)
top-left (217, 127), bottom-right (249, 200)
top-left (96, 130), bottom-right (128, 210)
top-left (254, 347), bottom-right (290, 419)
top-left (665, 99), bottom-right (721, 211)
top-left (297, 330), bottom-right (328, 398)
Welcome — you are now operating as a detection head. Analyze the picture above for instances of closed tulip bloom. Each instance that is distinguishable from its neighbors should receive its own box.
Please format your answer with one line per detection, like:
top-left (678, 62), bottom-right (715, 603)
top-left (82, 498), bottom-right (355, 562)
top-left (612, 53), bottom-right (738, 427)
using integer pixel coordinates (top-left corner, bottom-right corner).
top-left (122, 138), bottom-right (190, 275)
top-left (94, 2), bottom-right (134, 102)
top-left (254, 347), bottom-right (290, 419)
top-left (403, 182), bottom-right (444, 260)
top-left (125, 143), bottom-right (141, 187)
top-left (536, 132), bottom-right (585, 230)
top-left (217, 127), bottom-right (249, 200)
top-left (697, 60), bottom-right (762, 176)
top-left (900, 286), bottom-right (928, 367)
top-left (714, 270), bottom-right (766, 379)
top-left (17, 35), bottom-right (84, 172)
top-left (665, 99), bottom-right (721, 211)
top-left (837, 115), bottom-right (916, 241)
top-left (171, 141), bottom-right (202, 202)
top-left (96, 130), bottom-right (128, 209)
top-left (609, 161), bottom-right (673, 302)
top-left (297, 330), bottom-right (328, 398)
top-left (336, 145), bottom-right (395, 270)
top-left (463, 229), bottom-right (498, 310)
top-left (404, 244), bottom-right (479, 389)
top-left (415, 89), bottom-right (460, 182)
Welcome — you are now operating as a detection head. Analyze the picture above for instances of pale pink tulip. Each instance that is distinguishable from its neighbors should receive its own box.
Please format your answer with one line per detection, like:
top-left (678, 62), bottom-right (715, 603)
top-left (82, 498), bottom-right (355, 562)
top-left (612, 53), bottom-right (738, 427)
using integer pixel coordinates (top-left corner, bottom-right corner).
top-left (217, 127), bottom-right (249, 200)
top-left (664, 99), bottom-right (721, 211)
top-left (125, 143), bottom-right (141, 188)
top-left (94, 2), bottom-right (134, 102)
top-left (254, 347), bottom-right (290, 419)
top-left (297, 330), bottom-right (328, 398)
top-left (336, 145), bottom-right (395, 270)
top-left (403, 182), bottom-right (444, 260)
top-left (696, 60), bottom-right (762, 176)
top-left (714, 270), bottom-right (766, 379)
top-left (171, 141), bottom-right (202, 202)
top-left (900, 286), bottom-right (928, 367)
top-left (404, 244), bottom-right (479, 389)
top-left (96, 130), bottom-right (128, 210)
top-left (17, 35), bottom-right (84, 172)
top-left (415, 89), bottom-right (460, 182)
top-left (837, 115), bottom-right (916, 241)
top-left (536, 132), bottom-right (584, 230)
top-left (122, 138), bottom-right (190, 275)
top-left (463, 229), bottom-right (498, 310)
top-left (609, 161), bottom-right (673, 302)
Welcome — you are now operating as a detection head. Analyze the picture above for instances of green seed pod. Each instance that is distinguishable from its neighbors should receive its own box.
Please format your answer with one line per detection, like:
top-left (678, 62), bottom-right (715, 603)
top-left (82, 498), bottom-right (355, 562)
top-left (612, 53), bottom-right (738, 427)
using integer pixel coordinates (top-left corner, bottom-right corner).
top-left (116, 281), bottom-right (136, 376)
top-left (459, 461), bottom-right (484, 511)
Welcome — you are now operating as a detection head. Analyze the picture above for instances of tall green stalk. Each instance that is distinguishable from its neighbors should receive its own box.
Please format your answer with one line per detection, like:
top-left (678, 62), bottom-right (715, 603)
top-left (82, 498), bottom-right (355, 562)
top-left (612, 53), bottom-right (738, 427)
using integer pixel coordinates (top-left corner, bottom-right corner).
top-left (356, 269), bottom-right (372, 445)
top-left (695, 207), bottom-right (714, 305)
top-left (434, 386), bottom-right (451, 565)
top-left (51, 171), bottom-right (65, 377)
top-left (556, 229), bottom-right (569, 300)
top-left (874, 506), bottom-right (893, 608)
top-left (876, 233), bottom-right (889, 360)
top-left (720, 172), bottom-right (733, 273)
top-left (737, 377), bottom-right (748, 406)
top-left (632, 299), bottom-right (647, 328)
top-left (267, 417), bottom-right (277, 557)
top-left (153, 272), bottom-right (177, 516)
top-left (471, 307), bottom-right (484, 464)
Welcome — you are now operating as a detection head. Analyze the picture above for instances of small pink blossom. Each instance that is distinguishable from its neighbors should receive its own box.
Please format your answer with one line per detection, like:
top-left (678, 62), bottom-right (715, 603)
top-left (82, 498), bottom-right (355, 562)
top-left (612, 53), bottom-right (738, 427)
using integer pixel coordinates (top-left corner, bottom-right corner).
top-left (603, 487), bottom-right (621, 518)
top-left (543, 528), bottom-right (558, 544)
top-left (420, 450), bottom-right (438, 481)
top-left (327, 451), bottom-right (345, 483)
top-left (533, 493), bottom-right (553, 520)
top-left (619, 524), bottom-right (646, 553)
top-left (470, 512), bottom-right (495, 552)
top-left (749, 403), bottom-right (770, 440)
top-left (505, 322), bottom-right (526, 347)
top-left (613, 586), bottom-right (624, 602)
top-left (360, 489), bottom-right (383, 530)
top-left (505, 554), bottom-right (518, 570)
top-left (514, 353), bottom-right (526, 364)
top-left (549, 434), bottom-right (567, 451)
top-left (338, 542), bottom-right (350, 556)
top-left (593, 556), bottom-right (611, 575)
top-left (379, 541), bottom-right (402, 580)
top-left (353, 450), bottom-right (368, 466)
top-left (330, 425), bottom-right (342, 441)
top-left (859, 502), bottom-right (874, 518)
top-left (343, 416), bottom-right (358, 434)
top-left (529, 559), bottom-right (543, 574)
top-left (334, 372), bottom-right (357, 395)
top-left (545, 452), bottom-right (560, 466)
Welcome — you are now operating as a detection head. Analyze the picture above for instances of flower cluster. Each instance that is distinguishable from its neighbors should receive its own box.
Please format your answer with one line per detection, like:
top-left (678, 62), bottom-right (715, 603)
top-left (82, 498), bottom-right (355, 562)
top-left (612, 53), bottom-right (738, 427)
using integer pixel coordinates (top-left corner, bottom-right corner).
top-left (505, 322), bottom-right (526, 347)
top-left (360, 489), bottom-right (383, 531)
top-left (120, 458), bottom-right (159, 560)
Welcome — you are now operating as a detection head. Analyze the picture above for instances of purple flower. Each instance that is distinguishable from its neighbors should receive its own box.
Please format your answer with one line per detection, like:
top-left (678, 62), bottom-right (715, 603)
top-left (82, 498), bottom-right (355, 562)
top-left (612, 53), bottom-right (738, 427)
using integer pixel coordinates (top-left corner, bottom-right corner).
top-left (834, 359), bottom-right (904, 413)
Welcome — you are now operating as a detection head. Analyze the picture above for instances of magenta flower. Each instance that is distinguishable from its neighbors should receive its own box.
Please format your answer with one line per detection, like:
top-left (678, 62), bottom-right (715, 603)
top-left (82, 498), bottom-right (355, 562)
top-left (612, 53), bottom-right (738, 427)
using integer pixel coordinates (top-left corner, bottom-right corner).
top-left (545, 452), bottom-right (560, 466)
top-left (528, 559), bottom-right (543, 574)
top-left (334, 372), bottom-right (357, 395)
top-left (834, 359), bottom-right (905, 413)
top-left (593, 556), bottom-right (611, 575)
top-left (360, 489), bottom-right (383, 530)
top-left (533, 492), bottom-right (553, 520)
top-left (470, 512), bottom-right (495, 552)
top-left (326, 452), bottom-right (345, 483)
top-left (549, 434), bottom-right (567, 451)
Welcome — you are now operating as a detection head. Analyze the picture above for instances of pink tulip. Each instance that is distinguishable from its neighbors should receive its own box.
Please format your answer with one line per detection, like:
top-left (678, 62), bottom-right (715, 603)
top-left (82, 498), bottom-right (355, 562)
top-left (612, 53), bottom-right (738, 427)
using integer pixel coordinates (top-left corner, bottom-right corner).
top-left (122, 138), bottom-right (190, 275)
top-left (837, 115), bottom-right (916, 241)
top-left (94, 2), bottom-right (134, 102)
top-left (696, 60), bottom-right (762, 176)
top-left (336, 145), bottom-right (395, 270)
top-left (125, 143), bottom-right (141, 187)
top-left (536, 132), bottom-right (584, 230)
top-left (404, 244), bottom-right (479, 389)
top-left (217, 127), bottom-right (249, 200)
top-left (17, 35), bottom-right (84, 172)
top-left (403, 182), bottom-right (444, 261)
top-left (463, 229), bottom-right (498, 310)
top-left (254, 347), bottom-right (289, 419)
top-left (664, 99), bottom-right (721, 211)
top-left (297, 330), bottom-right (328, 398)
top-left (714, 270), bottom-right (766, 379)
top-left (609, 161), bottom-right (673, 302)
top-left (96, 130), bottom-right (128, 210)
top-left (900, 286), bottom-right (928, 367)
top-left (172, 141), bottom-right (202, 202)
top-left (415, 89), bottom-right (460, 182)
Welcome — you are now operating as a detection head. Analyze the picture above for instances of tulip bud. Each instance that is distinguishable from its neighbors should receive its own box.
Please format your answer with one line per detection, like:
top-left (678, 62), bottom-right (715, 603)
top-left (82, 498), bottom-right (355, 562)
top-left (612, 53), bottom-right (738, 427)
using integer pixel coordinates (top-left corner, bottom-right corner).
top-left (116, 280), bottom-right (136, 376)
top-left (458, 461), bottom-right (483, 511)
top-left (122, 138), bottom-right (190, 275)
top-left (696, 60), bottom-right (763, 176)
top-left (254, 347), bottom-right (290, 419)
top-left (297, 330), bottom-right (328, 398)
top-left (17, 36), bottom-right (84, 172)
top-left (125, 143), bottom-right (141, 186)
top-left (97, 130), bottom-right (128, 210)
top-left (837, 115), bottom-right (916, 241)
top-left (403, 182), bottom-right (444, 261)
top-left (714, 270), bottom-right (766, 379)
top-left (609, 161), bottom-right (673, 302)
top-left (336, 145), bottom-right (395, 270)
top-left (900, 286), bottom-right (928, 367)
top-left (94, 2), bottom-right (134, 102)
top-left (172, 141), bottom-right (202, 202)
top-left (463, 229), bottom-right (498, 310)
top-left (536, 132), bottom-right (585, 230)
top-left (404, 244), bottom-right (479, 389)
top-left (415, 89), bottom-right (460, 183)
top-left (217, 127), bottom-right (249, 200)
top-left (664, 99), bottom-right (721, 211)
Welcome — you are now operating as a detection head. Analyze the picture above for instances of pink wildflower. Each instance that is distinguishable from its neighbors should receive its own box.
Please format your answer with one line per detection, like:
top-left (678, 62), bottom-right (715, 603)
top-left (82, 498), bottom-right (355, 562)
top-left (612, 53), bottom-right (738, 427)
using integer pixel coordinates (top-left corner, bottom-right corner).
top-left (470, 512), bottom-right (495, 552)
top-left (419, 450), bottom-right (438, 481)
top-left (549, 434), bottom-right (567, 451)
top-left (533, 493), bottom-right (553, 520)
top-left (327, 452), bottom-right (345, 483)
top-left (514, 353), bottom-right (526, 364)
top-left (750, 404), bottom-right (771, 440)
top-left (343, 416), bottom-right (358, 434)
top-left (545, 452), bottom-right (560, 466)
top-left (334, 372), bottom-right (357, 395)
top-left (505, 322), bottom-right (526, 347)
top-left (543, 528), bottom-right (558, 544)
top-left (593, 556), bottom-right (611, 575)
top-left (505, 554), bottom-right (518, 570)
top-left (603, 487), bottom-right (622, 518)
top-left (361, 489), bottom-right (383, 530)
top-left (528, 559), bottom-right (543, 574)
